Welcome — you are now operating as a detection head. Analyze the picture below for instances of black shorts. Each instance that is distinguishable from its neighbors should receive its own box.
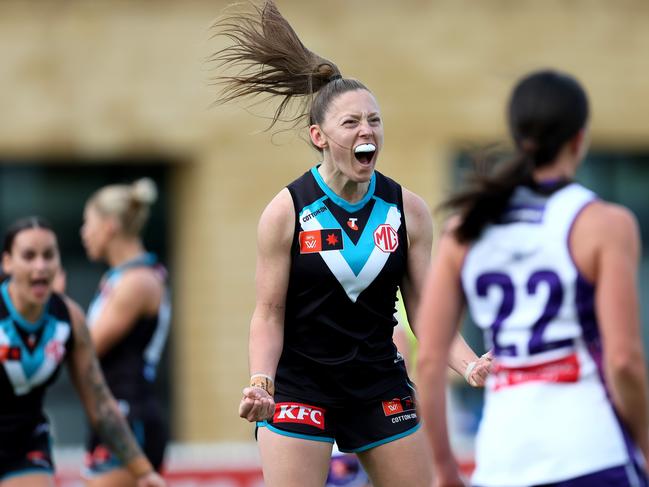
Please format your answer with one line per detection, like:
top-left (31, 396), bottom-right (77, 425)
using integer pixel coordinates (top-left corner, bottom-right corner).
top-left (258, 380), bottom-right (420, 453)
top-left (0, 421), bottom-right (54, 481)
top-left (84, 400), bottom-right (167, 476)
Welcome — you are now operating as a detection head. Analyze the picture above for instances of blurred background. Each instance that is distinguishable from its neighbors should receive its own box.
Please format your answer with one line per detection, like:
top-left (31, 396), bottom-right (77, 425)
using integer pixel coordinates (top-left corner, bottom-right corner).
top-left (1, 0), bottom-right (648, 485)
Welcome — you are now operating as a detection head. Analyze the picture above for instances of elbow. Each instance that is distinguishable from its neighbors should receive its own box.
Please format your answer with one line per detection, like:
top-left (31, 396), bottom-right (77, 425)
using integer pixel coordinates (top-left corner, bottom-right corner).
top-left (606, 353), bottom-right (647, 383)
top-left (417, 351), bottom-right (443, 382)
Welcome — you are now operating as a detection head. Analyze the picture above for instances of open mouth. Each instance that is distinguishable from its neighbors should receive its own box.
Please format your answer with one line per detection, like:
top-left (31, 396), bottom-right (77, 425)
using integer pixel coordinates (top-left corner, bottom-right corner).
top-left (30, 278), bottom-right (50, 293)
top-left (354, 143), bottom-right (376, 164)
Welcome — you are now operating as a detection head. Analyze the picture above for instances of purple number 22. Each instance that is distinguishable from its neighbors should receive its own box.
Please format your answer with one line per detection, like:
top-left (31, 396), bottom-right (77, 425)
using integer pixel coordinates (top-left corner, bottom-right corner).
top-left (476, 270), bottom-right (573, 357)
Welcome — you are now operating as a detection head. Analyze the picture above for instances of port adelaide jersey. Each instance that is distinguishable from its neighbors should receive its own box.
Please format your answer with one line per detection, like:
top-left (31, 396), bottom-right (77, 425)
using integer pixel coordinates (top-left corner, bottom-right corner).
top-left (277, 166), bottom-right (409, 403)
top-left (0, 281), bottom-right (73, 445)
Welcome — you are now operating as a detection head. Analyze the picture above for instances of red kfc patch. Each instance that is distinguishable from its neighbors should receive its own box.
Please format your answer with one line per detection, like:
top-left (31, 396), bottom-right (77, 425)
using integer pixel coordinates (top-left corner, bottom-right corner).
top-left (273, 402), bottom-right (326, 430)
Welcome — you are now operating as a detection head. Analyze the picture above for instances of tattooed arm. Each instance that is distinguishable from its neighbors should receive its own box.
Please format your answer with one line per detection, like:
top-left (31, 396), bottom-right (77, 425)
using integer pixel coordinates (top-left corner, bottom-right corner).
top-left (64, 297), bottom-right (166, 487)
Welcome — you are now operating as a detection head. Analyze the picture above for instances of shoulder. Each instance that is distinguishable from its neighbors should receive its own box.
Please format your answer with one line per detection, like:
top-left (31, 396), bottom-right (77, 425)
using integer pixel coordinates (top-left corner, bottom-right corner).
top-left (575, 200), bottom-right (640, 248)
top-left (60, 295), bottom-right (86, 331)
top-left (401, 187), bottom-right (432, 230)
top-left (257, 188), bottom-right (295, 249)
top-left (437, 214), bottom-right (470, 269)
top-left (259, 188), bottom-right (294, 227)
top-left (571, 200), bottom-right (640, 281)
top-left (118, 267), bottom-right (163, 295)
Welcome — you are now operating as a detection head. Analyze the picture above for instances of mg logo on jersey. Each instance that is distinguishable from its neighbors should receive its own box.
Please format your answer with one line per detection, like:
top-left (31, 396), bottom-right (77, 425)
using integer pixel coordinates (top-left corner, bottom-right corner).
top-left (45, 340), bottom-right (65, 362)
top-left (347, 218), bottom-right (359, 231)
top-left (374, 224), bottom-right (399, 252)
top-left (273, 402), bottom-right (326, 430)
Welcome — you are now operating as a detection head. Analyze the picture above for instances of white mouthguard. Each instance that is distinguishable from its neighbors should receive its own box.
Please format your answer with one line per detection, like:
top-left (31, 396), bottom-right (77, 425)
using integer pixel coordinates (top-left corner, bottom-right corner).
top-left (354, 143), bottom-right (376, 154)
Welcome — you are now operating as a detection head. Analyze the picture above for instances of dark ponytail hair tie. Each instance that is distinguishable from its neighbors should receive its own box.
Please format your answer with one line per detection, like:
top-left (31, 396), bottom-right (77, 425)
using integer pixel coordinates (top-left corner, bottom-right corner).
top-left (329, 74), bottom-right (342, 82)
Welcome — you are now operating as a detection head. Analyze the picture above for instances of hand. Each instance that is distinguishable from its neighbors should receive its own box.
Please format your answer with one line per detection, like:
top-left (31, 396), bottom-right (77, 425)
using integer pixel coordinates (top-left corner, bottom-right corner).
top-left (136, 471), bottom-right (166, 487)
top-left (239, 386), bottom-right (275, 422)
top-left (465, 350), bottom-right (493, 387)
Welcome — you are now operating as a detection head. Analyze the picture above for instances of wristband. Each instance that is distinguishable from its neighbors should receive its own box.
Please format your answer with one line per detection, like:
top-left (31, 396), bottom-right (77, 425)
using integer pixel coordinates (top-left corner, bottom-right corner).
top-left (464, 361), bottom-right (477, 385)
top-left (127, 456), bottom-right (153, 478)
top-left (250, 373), bottom-right (275, 396)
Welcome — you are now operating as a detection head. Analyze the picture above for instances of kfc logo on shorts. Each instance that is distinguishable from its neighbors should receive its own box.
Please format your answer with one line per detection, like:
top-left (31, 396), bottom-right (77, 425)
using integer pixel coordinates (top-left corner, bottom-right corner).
top-left (273, 402), bottom-right (326, 430)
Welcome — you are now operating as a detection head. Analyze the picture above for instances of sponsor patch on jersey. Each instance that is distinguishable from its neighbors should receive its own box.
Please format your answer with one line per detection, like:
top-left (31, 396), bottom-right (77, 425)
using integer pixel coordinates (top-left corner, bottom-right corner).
top-left (0, 345), bottom-right (21, 362)
top-left (26, 450), bottom-right (52, 469)
top-left (373, 224), bottom-right (399, 253)
top-left (492, 353), bottom-right (580, 390)
top-left (382, 399), bottom-right (403, 416)
top-left (45, 340), bottom-right (65, 362)
top-left (299, 229), bottom-right (344, 254)
top-left (273, 402), bottom-right (326, 430)
top-left (301, 206), bottom-right (329, 223)
top-left (347, 218), bottom-right (359, 231)
top-left (382, 396), bottom-right (415, 416)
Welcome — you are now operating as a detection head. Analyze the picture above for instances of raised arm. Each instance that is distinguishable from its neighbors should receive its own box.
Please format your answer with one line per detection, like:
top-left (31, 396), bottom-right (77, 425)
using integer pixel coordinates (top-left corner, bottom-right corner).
top-left (239, 188), bottom-right (294, 422)
top-left (89, 269), bottom-right (162, 357)
top-left (64, 297), bottom-right (165, 487)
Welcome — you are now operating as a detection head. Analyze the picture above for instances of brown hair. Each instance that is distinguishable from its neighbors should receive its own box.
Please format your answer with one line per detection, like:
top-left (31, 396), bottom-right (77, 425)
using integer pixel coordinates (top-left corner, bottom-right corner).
top-left (442, 70), bottom-right (589, 243)
top-left (210, 1), bottom-right (368, 135)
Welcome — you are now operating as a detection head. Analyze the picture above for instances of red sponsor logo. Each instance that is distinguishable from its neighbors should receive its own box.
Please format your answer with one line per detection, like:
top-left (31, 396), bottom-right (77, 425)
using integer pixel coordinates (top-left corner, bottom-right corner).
top-left (374, 224), bottom-right (399, 252)
top-left (347, 218), bottom-right (359, 231)
top-left (0, 345), bottom-right (21, 362)
top-left (299, 229), bottom-right (344, 253)
top-left (401, 396), bottom-right (415, 411)
top-left (493, 353), bottom-right (580, 391)
top-left (382, 399), bottom-right (404, 416)
top-left (299, 230), bottom-right (322, 253)
top-left (26, 450), bottom-right (45, 461)
top-left (273, 402), bottom-right (326, 430)
top-left (45, 340), bottom-right (65, 362)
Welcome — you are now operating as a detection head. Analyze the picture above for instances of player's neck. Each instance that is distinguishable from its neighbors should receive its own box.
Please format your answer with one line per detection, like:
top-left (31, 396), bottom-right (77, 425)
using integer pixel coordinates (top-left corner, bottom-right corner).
top-left (106, 239), bottom-right (146, 268)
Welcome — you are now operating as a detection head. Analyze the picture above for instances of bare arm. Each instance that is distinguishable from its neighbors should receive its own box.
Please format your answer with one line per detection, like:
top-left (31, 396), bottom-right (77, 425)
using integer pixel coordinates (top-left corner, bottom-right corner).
top-left (579, 203), bottom-right (649, 460)
top-left (399, 188), bottom-right (433, 336)
top-left (416, 227), bottom-right (467, 486)
top-left (239, 189), bottom-right (294, 422)
top-left (64, 298), bottom-right (165, 486)
top-left (90, 269), bottom-right (162, 357)
top-left (401, 192), bottom-right (486, 385)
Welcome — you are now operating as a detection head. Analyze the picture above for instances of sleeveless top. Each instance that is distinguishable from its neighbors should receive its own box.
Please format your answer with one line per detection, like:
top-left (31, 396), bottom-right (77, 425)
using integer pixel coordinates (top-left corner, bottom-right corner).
top-left (87, 253), bottom-right (170, 415)
top-left (0, 281), bottom-right (73, 449)
top-left (276, 166), bottom-right (409, 404)
top-left (462, 183), bottom-right (640, 486)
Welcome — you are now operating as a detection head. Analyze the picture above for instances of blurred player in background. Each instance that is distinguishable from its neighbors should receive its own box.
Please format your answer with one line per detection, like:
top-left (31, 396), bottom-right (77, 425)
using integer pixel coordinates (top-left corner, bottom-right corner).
top-left (210, 3), bottom-right (490, 485)
top-left (81, 179), bottom-right (170, 487)
top-left (417, 69), bottom-right (649, 487)
top-left (0, 217), bottom-right (165, 487)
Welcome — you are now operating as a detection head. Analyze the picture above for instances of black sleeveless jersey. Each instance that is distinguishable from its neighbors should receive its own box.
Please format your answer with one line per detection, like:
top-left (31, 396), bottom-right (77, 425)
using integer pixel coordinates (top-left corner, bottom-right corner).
top-left (87, 253), bottom-right (170, 415)
top-left (276, 166), bottom-right (409, 404)
top-left (0, 281), bottom-right (73, 449)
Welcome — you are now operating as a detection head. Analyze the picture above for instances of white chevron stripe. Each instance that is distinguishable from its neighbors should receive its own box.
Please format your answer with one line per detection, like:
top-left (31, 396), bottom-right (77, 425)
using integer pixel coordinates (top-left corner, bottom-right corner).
top-left (301, 206), bottom-right (402, 302)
